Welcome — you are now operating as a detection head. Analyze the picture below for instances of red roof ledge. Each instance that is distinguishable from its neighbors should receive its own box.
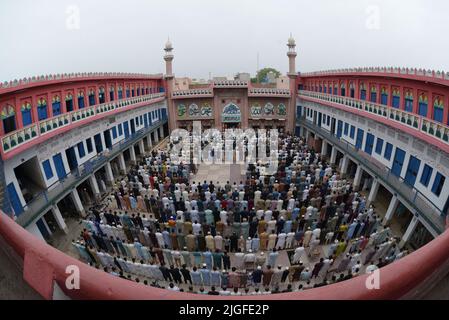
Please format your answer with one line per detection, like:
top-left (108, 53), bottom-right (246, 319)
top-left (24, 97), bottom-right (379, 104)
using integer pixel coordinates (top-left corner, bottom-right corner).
top-left (1, 210), bottom-right (448, 300)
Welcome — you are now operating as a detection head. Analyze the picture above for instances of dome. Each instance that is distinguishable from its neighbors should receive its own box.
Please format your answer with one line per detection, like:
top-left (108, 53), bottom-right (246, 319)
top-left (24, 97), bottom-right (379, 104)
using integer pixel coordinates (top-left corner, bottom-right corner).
top-left (165, 38), bottom-right (173, 50)
top-left (288, 35), bottom-right (296, 46)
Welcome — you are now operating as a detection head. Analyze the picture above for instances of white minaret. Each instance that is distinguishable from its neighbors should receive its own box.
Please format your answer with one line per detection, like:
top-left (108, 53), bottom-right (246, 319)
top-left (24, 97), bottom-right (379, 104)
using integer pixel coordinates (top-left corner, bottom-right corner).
top-left (287, 34), bottom-right (297, 76)
top-left (287, 35), bottom-right (298, 134)
top-left (164, 38), bottom-right (174, 79)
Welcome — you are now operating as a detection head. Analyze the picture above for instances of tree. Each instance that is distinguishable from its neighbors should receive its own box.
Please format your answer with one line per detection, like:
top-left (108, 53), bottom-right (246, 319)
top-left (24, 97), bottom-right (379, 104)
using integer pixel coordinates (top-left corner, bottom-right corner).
top-left (251, 68), bottom-right (281, 83)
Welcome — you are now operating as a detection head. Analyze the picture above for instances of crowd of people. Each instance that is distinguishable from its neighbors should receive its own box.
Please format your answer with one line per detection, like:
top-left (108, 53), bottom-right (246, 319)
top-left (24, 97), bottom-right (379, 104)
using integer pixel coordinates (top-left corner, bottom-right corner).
top-left (71, 133), bottom-right (408, 295)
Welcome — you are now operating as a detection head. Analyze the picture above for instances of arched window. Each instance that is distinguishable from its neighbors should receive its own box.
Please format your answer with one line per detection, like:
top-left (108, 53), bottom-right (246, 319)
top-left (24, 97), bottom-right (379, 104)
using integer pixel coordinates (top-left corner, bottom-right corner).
top-left (350, 82), bottom-right (355, 98)
top-left (37, 98), bottom-right (48, 120)
top-left (360, 83), bottom-right (366, 100)
top-left (404, 91), bottom-right (413, 112)
top-left (370, 86), bottom-right (377, 103)
top-left (137, 87), bottom-right (141, 96)
top-left (323, 85), bottom-right (327, 94)
top-left (341, 83), bottom-right (346, 97)
top-left (333, 84), bottom-right (338, 95)
top-left (131, 86), bottom-right (135, 97)
top-left (65, 94), bottom-right (74, 112)
top-left (88, 89), bottom-right (96, 106)
top-left (109, 86), bottom-right (115, 101)
top-left (392, 89), bottom-right (400, 108)
top-left (21, 102), bottom-right (32, 126)
top-left (319, 84), bottom-right (322, 93)
top-left (381, 87), bottom-right (388, 105)
top-left (2, 104), bottom-right (16, 134)
top-left (126, 86), bottom-right (130, 98)
top-left (118, 86), bottom-right (123, 100)
top-left (146, 87), bottom-right (149, 95)
top-left (99, 87), bottom-right (105, 104)
top-left (78, 91), bottom-right (85, 109)
top-left (52, 95), bottom-right (61, 116)
top-left (418, 94), bottom-right (428, 117)
top-left (433, 97), bottom-right (444, 123)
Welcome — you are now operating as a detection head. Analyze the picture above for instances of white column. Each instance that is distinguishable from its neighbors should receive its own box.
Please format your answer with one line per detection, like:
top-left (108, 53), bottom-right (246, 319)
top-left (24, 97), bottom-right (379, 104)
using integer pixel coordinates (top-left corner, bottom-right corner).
top-left (138, 139), bottom-right (145, 155)
top-left (383, 196), bottom-right (399, 224)
top-left (104, 162), bottom-right (114, 184)
top-left (367, 179), bottom-right (380, 206)
top-left (88, 175), bottom-right (100, 198)
top-left (330, 146), bottom-right (337, 165)
top-left (147, 134), bottom-right (153, 150)
top-left (400, 215), bottom-right (419, 248)
top-left (321, 140), bottom-right (328, 156)
top-left (129, 145), bottom-right (137, 163)
top-left (159, 126), bottom-right (164, 139)
top-left (118, 153), bottom-right (127, 173)
top-left (353, 166), bottom-right (363, 190)
top-left (70, 189), bottom-right (85, 217)
top-left (340, 155), bottom-right (350, 175)
top-left (154, 129), bottom-right (159, 143)
top-left (51, 205), bottom-right (68, 234)
top-left (41, 217), bottom-right (53, 236)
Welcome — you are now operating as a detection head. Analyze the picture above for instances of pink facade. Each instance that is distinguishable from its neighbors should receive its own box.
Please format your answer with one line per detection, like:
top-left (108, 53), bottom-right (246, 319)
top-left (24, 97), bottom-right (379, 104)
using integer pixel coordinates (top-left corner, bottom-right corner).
top-left (0, 75), bottom-right (164, 136)
top-left (297, 72), bottom-right (449, 125)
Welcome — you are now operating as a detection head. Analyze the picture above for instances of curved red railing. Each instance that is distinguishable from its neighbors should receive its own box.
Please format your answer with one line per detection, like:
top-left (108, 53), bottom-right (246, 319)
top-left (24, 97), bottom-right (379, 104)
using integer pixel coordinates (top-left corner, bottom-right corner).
top-left (1, 211), bottom-right (448, 300)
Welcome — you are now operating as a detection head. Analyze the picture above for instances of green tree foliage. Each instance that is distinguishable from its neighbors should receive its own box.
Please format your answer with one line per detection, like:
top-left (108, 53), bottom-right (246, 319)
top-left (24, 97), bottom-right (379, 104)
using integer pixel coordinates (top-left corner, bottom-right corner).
top-left (251, 68), bottom-right (281, 83)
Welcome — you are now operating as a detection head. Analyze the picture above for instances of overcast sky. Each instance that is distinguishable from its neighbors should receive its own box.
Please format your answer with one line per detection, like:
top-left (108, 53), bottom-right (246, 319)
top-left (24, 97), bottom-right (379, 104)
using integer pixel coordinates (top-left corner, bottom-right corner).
top-left (1, 0), bottom-right (448, 82)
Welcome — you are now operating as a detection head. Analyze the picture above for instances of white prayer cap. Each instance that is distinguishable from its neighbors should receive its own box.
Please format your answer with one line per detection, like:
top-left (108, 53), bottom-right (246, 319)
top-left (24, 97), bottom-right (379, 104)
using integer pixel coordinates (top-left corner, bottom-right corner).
top-left (257, 266), bottom-right (262, 270)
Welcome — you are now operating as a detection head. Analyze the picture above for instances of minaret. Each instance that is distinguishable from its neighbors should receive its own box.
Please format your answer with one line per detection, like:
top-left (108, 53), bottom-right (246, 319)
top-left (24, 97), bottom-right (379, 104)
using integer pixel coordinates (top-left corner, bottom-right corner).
top-left (164, 38), bottom-right (176, 130)
top-left (287, 35), bottom-right (298, 134)
top-left (287, 34), bottom-right (297, 77)
top-left (164, 38), bottom-right (174, 80)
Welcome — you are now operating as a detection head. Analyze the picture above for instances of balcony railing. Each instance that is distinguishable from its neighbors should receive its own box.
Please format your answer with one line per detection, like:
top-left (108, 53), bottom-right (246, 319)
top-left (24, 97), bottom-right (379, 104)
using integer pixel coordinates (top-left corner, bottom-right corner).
top-left (1, 93), bottom-right (166, 154)
top-left (172, 88), bottom-right (213, 98)
top-left (0, 72), bottom-right (163, 91)
top-left (249, 88), bottom-right (291, 97)
top-left (300, 67), bottom-right (449, 82)
top-left (298, 90), bottom-right (449, 148)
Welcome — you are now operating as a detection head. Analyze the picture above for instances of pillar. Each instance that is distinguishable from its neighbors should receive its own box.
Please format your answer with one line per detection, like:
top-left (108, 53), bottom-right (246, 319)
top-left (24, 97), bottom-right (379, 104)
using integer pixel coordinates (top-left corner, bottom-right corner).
top-left (71, 189), bottom-right (86, 217)
top-left (367, 179), bottom-right (380, 206)
top-left (353, 166), bottom-right (363, 191)
top-left (340, 155), bottom-right (350, 176)
top-left (147, 134), bottom-right (153, 150)
top-left (129, 145), bottom-right (137, 163)
top-left (51, 205), bottom-right (68, 234)
top-left (104, 162), bottom-right (114, 184)
top-left (400, 215), bottom-right (419, 248)
top-left (118, 153), bottom-right (127, 174)
top-left (138, 139), bottom-right (145, 155)
top-left (383, 195), bottom-right (399, 224)
top-left (154, 129), bottom-right (159, 143)
top-left (330, 146), bottom-right (338, 165)
top-left (88, 175), bottom-right (101, 199)
top-left (159, 126), bottom-right (164, 140)
top-left (321, 140), bottom-right (328, 157)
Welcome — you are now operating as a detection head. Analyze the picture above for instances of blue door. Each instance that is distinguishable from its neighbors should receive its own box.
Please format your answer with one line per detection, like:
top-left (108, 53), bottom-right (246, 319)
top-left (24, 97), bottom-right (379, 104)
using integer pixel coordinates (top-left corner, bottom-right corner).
top-left (296, 106), bottom-right (302, 118)
top-left (36, 218), bottom-right (50, 239)
top-left (7, 183), bottom-right (23, 216)
top-left (355, 129), bottom-right (364, 149)
top-left (53, 153), bottom-right (67, 180)
top-left (392, 148), bottom-right (406, 177)
top-left (364, 133), bottom-right (375, 155)
top-left (103, 130), bottom-right (112, 150)
top-left (337, 120), bottom-right (343, 138)
top-left (295, 126), bottom-right (300, 137)
top-left (65, 147), bottom-right (78, 171)
top-left (94, 134), bottom-right (103, 153)
top-left (130, 119), bottom-right (136, 134)
top-left (318, 113), bottom-right (322, 127)
top-left (123, 121), bottom-right (130, 138)
top-left (144, 114), bottom-right (148, 127)
top-left (404, 156), bottom-right (421, 187)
